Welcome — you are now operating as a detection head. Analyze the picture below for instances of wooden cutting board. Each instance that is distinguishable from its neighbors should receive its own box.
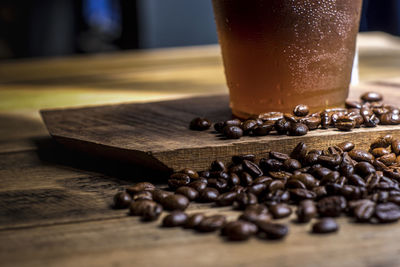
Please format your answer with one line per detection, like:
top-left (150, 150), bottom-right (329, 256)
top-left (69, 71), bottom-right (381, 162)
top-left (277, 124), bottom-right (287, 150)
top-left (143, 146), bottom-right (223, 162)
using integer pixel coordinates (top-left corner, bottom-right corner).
top-left (41, 81), bottom-right (400, 173)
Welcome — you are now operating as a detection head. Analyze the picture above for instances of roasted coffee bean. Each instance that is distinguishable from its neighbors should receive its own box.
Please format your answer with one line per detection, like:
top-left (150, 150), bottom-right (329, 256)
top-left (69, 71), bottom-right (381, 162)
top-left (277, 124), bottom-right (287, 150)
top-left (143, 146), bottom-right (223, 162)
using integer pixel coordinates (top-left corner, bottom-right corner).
top-left (242, 119), bottom-right (258, 134)
top-left (375, 202), bottom-right (400, 223)
top-left (310, 166), bottom-right (332, 179)
top-left (289, 173), bottom-right (317, 189)
top-left (242, 160), bottom-right (263, 177)
top-left (232, 154), bottom-right (256, 164)
top-left (168, 173), bottom-right (191, 189)
top-left (210, 160), bottom-right (226, 172)
top-left (320, 171), bottom-right (340, 186)
top-left (198, 187), bottom-right (220, 202)
top-left (133, 190), bottom-right (153, 201)
top-left (162, 211), bottom-right (188, 227)
top-left (361, 92), bottom-right (383, 102)
top-left (161, 194), bottom-right (189, 211)
top-left (337, 141), bottom-right (355, 152)
top-left (290, 142), bottom-right (308, 160)
top-left (284, 113), bottom-right (299, 123)
top-left (370, 135), bottom-right (393, 149)
top-left (213, 121), bottom-right (225, 133)
top-left (130, 200), bottom-right (158, 216)
top-left (293, 104), bottom-right (309, 117)
top-left (391, 139), bottom-right (400, 155)
top-left (320, 111), bottom-right (331, 129)
top-left (210, 171), bottom-right (229, 180)
top-left (289, 188), bottom-right (317, 202)
top-left (184, 213), bottom-right (205, 229)
top-left (190, 117), bottom-right (211, 131)
top-left (233, 192), bottom-right (258, 210)
top-left (301, 116), bottom-right (321, 130)
top-left (179, 168), bottom-right (199, 179)
top-left (269, 203), bottom-right (292, 219)
top-left (378, 153), bottom-right (396, 166)
top-left (196, 215), bottom-right (226, 232)
top-left (283, 159), bottom-right (302, 171)
top-left (253, 176), bottom-right (273, 184)
top-left (354, 162), bottom-right (376, 177)
top-left (256, 221), bottom-right (289, 240)
top-left (270, 151), bottom-right (290, 161)
top-left (371, 148), bottom-right (390, 158)
top-left (152, 189), bottom-right (173, 203)
top-left (274, 118), bottom-right (290, 134)
top-left (285, 179), bottom-right (306, 189)
top-left (312, 218), bottom-right (339, 234)
top-left (208, 178), bottom-right (228, 192)
top-left (318, 154), bottom-right (341, 168)
top-left (222, 220), bottom-right (258, 241)
top-left (288, 122), bottom-right (308, 136)
top-left (228, 164), bottom-right (243, 174)
top-left (223, 125), bottom-right (243, 139)
top-left (253, 123), bottom-right (274, 136)
top-left (363, 114), bottom-right (379, 127)
top-left (317, 196), bottom-right (347, 217)
top-left (175, 186), bottom-right (199, 201)
top-left (230, 185), bottom-right (245, 194)
top-left (239, 204), bottom-right (272, 223)
top-left (126, 182), bottom-right (155, 195)
top-left (313, 186), bottom-right (328, 199)
top-left (259, 112), bottom-right (284, 122)
top-left (142, 202), bottom-right (163, 221)
top-left (336, 118), bottom-right (356, 131)
top-left (188, 181), bottom-right (207, 192)
top-left (247, 183), bottom-right (267, 196)
top-left (347, 174), bottom-right (367, 187)
top-left (296, 200), bottom-right (317, 223)
top-left (349, 199), bottom-right (375, 222)
top-left (348, 149), bottom-right (374, 163)
top-left (240, 172), bottom-right (254, 186)
top-left (335, 176), bottom-right (347, 187)
top-left (216, 192), bottom-right (237, 206)
top-left (259, 158), bottom-right (283, 172)
top-left (224, 119), bottom-right (242, 127)
top-left (345, 100), bottom-right (362, 109)
top-left (263, 189), bottom-right (291, 205)
top-left (227, 173), bottom-right (241, 187)
top-left (267, 180), bottom-right (286, 192)
top-left (113, 192), bottom-right (132, 209)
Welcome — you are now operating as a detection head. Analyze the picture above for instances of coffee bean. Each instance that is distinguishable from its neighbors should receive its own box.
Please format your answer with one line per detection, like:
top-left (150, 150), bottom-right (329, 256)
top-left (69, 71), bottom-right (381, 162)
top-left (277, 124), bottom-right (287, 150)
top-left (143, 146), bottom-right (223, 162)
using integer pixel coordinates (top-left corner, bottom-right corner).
top-left (223, 125), bottom-right (243, 139)
top-left (242, 119), bottom-right (258, 134)
top-left (233, 192), bottom-right (258, 210)
top-left (216, 192), bottom-right (237, 206)
top-left (335, 117), bottom-right (356, 131)
top-left (313, 186), bottom-right (328, 199)
top-left (240, 172), bottom-right (253, 186)
top-left (347, 174), bottom-right (367, 187)
top-left (289, 173), bottom-right (317, 189)
top-left (130, 200), bottom-right (158, 216)
top-left (142, 202), bottom-right (163, 221)
top-left (363, 114), bottom-right (379, 127)
top-left (310, 166), bottom-right (332, 179)
top-left (371, 148), bottom-right (390, 158)
top-left (208, 178), bottom-right (228, 192)
top-left (239, 204), bottom-right (272, 223)
top-left (210, 160), bottom-right (226, 172)
top-left (161, 194), bottom-right (189, 211)
top-left (290, 142), bottom-right (308, 160)
top-left (179, 168), bottom-right (199, 179)
top-left (247, 183), bottom-right (267, 196)
top-left (317, 196), bottom-right (347, 217)
top-left (288, 122), bottom-right (308, 136)
top-left (320, 171), bottom-right (340, 186)
top-left (370, 135), bottom-right (393, 149)
top-left (196, 215), bottom-right (226, 232)
top-left (301, 116), bottom-right (321, 130)
top-left (345, 100), bottom-right (362, 109)
top-left (162, 211), bottom-right (188, 227)
top-left (337, 141), bottom-right (355, 152)
top-left (361, 92), bottom-right (383, 102)
top-left (270, 151), bottom-right (291, 161)
top-left (378, 153), bottom-right (396, 166)
top-left (352, 199), bottom-right (375, 222)
top-left (242, 160), bottom-right (263, 177)
top-left (391, 139), bottom-right (400, 155)
top-left (283, 159), bottom-right (302, 171)
top-left (293, 104), bottom-right (309, 117)
top-left (296, 200), bottom-right (317, 223)
top-left (258, 112), bottom-right (284, 122)
top-left (227, 173), bottom-right (241, 187)
top-left (269, 203), bottom-right (292, 219)
top-left (348, 149), bottom-right (374, 163)
top-left (354, 162), bottom-right (376, 177)
top-left (190, 117), bottom-right (211, 131)
top-left (253, 176), bottom-right (273, 184)
top-left (259, 158), bottom-right (283, 172)
top-left (188, 181), bottom-right (207, 192)
top-left (232, 154), bottom-right (256, 164)
top-left (253, 123), bottom-right (274, 136)
top-left (375, 202), bottom-right (400, 223)
top-left (168, 173), bottom-right (191, 189)
top-left (289, 188), bottom-right (317, 202)
top-left (274, 118), bottom-right (290, 134)
top-left (113, 192), bottom-right (132, 209)
top-left (132, 190), bottom-right (153, 201)
top-left (126, 182), bottom-right (155, 195)
top-left (184, 213), bottom-right (205, 229)
top-left (198, 187), bottom-right (220, 202)
top-left (312, 218), bottom-right (339, 234)
top-left (152, 189), bottom-right (173, 203)
top-left (175, 186), bottom-right (199, 201)
top-left (213, 121), bottom-right (225, 132)
top-left (256, 221), bottom-right (289, 239)
top-left (318, 154), bottom-right (341, 168)
top-left (223, 220), bottom-right (258, 241)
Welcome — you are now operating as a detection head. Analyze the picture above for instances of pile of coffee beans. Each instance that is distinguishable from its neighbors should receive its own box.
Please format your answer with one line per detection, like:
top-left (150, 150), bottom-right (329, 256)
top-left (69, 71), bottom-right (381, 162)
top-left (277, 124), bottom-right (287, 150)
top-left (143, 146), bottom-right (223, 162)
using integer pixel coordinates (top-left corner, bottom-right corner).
top-left (113, 135), bottom-right (400, 241)
top-left (189, 92), bottom-right (400, 139)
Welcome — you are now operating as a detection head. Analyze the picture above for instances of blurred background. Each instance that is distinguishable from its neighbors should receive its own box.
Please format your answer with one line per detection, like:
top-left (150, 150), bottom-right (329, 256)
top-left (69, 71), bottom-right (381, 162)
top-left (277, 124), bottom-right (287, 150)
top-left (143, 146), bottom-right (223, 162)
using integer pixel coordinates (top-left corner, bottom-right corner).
top-left (0, 0), bottom-right (399, 59)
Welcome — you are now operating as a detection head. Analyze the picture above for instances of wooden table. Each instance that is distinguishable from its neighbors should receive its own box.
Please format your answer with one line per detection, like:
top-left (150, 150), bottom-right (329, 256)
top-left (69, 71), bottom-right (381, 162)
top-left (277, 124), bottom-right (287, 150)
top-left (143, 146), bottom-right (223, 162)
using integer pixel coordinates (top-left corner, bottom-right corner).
top-left (1, 32), bottom-right (400, 267)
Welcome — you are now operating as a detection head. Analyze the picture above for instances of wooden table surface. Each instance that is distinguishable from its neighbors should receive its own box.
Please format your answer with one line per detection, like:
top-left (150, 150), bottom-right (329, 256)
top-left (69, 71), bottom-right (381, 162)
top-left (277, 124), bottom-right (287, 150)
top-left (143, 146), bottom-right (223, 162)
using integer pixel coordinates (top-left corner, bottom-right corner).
top-left (1, 32), bottom-right (400, 267)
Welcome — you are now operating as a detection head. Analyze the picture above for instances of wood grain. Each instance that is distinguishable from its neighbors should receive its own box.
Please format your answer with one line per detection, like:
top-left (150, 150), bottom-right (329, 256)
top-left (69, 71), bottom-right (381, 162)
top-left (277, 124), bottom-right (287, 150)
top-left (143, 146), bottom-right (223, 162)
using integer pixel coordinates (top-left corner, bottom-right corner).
top-left (42, 82), bottom-right (400, 173)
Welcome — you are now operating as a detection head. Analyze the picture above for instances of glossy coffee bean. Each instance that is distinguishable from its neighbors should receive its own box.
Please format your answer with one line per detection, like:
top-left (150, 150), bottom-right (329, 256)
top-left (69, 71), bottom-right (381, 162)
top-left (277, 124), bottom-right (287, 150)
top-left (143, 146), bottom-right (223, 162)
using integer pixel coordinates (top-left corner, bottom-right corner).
top-left (190, 117), bottom-right (211, 131)
top-left (161, 194), bottom-right (190, 211)
top-left (142, 202), bottom-right (163, 221)
top-left (130, 200), bottom-right (158, 216)
top-left (198, 187), bottom-right (220, 202)
top-left (196, 215), bottom-right (226, 232)
top-left (312, 218), bottom-right (339, 234)
top-left (233, 192), bottom-right (258, 210)
top-left (168, 173), bottom-right (191, 189)
top-left (269, 203), bottom-right (292, 219)
top-left (361, 92), bottom-right (383, 102)
top-left (223, 125), bottom-right (243, 139)
top-left (293, 104), bottom-right (309, 116)
top-left (239, 204), bottom-right (272, 223)
top-left (113, 192), bottom-right (132, 209)
top-left (126, 182), bottom-right (155, 195)
top-left (132, 190), bottom-right (153, 201)
top-left (152, 189), bottom-right (173, 203)
top-left (288, 122), bottom-right (308, 136)
top-left (256, 221), bottom-right (289, 240)
top-left (336, 141), bottom-right (355, 152)
top-left (222, 220), bottom-right (258, 241)
top-left (175, 186), bottom-right (199, 201)
top-left (317, 196), bottom-right (347, 217)
top-left (162, 211), bottom-right (188, 227)
top-left (216, 192), bottom-right (237, 206)
top-left (375, 202), bottom-right (400, 223)
top-left (184, 213), bottom-right (205, 229)
top-left (296, 200), bottom-right (317, 223)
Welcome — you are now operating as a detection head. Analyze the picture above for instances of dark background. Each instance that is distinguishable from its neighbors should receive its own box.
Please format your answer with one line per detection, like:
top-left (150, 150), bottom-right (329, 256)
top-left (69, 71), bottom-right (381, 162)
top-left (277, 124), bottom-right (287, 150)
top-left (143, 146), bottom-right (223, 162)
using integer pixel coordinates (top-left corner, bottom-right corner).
top-left (0, 0), bottom-right (399, 59)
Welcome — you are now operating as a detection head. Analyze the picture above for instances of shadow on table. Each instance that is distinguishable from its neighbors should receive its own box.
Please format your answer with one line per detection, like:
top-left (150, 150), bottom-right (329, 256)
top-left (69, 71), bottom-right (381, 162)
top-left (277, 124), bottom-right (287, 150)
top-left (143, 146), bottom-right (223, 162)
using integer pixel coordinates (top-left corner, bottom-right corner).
top-left (33, 136), bottom-right (169, 185)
